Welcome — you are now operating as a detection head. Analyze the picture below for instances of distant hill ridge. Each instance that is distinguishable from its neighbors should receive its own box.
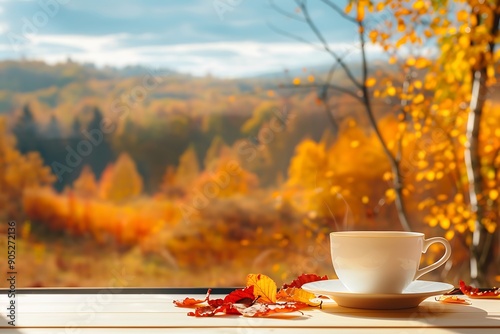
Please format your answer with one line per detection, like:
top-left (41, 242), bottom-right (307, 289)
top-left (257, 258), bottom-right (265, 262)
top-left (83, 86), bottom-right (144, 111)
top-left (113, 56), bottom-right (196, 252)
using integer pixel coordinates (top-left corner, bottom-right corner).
top-left (0, 60), bottom-right (177, 93)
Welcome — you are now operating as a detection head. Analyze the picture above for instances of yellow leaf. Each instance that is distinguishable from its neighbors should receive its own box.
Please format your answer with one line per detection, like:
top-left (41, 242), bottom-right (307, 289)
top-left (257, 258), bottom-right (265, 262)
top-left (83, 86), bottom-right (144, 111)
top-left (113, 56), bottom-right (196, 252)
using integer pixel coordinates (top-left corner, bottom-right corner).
top-left (415, 58), bottom-right (428, 69)
top-left (429, 217), bottom-right (438, 227)
top-left (458, 35), bottom-right (469, 49)
top-left (385, 188), bottom-right (396, 202)
top-left (362, 196), bottom-right (369, 204)
top-left (345, 2), bottom-right (353, 14)
top-left (445, 230), bottom-right (455, 240)
top-left (293, 78), bottom-right (301, 85)
top-left (489, 189), bottom-right (499, 201)
top-left (396, 35), bottom-right (408, 47)
top-left (376, 2), bottom-right (384, 11)
top-left (246, 274), bottom-right (277, 303)
top-left (485, 221), bottom-right (497, 233)
top-left (440, 218), bottom-right (451, 229)
top-left (387, 86), bottom-right (396, 96)
top-left (406, 57), bottom-right (416, 66)
top-left (308, 75), bottom-right (315, 83)
top-left (457, 10), bottom-right (468, 22)
top-left (350, 140), bottom-right (360, 148)
top-left (365, 77), bottom-right (376, 87)
top-left (389, 56), bottom-right (397, 64)
top-left (426, 171), bottom-right (436, 181)
top-left (357, 4), bottom-right (365, 21)
top-left (413, 94), bottom-right (425, 104)
top-left (487, 65), bottom-right (495, 79)
top-left (413, 0), bottom-right (425, 10)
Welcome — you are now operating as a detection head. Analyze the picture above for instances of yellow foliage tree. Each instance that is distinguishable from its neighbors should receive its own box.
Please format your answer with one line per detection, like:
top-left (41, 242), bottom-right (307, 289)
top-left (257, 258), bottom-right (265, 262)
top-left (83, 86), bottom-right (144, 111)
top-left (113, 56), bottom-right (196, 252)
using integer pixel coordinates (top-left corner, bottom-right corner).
top-left (287, 119), bottom-right (391, 226)
top-left (73, 165), bottom-right (98, 198)
top-left (363, 0), bottom-right (500, 285)
top-left (100, 152), bottom-right (143, 202)
top-left (176, 145), bottom-right (200, 187)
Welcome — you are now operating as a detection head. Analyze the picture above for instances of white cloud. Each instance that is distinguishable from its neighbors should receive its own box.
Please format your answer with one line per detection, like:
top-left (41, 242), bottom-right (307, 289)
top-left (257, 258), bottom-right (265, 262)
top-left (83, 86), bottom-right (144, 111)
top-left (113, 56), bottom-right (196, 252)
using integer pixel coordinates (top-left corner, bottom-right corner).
top-left (7, 33), bottom-right (385, 77)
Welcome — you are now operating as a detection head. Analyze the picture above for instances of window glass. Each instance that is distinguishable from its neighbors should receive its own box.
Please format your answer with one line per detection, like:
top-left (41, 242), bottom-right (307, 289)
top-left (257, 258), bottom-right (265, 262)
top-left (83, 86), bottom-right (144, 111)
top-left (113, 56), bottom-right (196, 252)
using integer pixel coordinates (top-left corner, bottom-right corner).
top-left (0, 1), bottom-right (498, 288)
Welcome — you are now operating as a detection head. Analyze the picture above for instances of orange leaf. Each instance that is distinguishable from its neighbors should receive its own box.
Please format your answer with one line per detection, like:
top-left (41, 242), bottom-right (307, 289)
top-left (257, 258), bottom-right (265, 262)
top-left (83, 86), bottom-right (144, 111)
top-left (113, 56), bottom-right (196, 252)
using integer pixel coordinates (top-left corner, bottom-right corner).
top-left (174, 289), bottom-right (211, 307)
top-left (435, 295), bottom-right (471, 305)
top-left (277, 287), bottom-right (319, 306)
top-left (246, 274), bottom-right (277, 303)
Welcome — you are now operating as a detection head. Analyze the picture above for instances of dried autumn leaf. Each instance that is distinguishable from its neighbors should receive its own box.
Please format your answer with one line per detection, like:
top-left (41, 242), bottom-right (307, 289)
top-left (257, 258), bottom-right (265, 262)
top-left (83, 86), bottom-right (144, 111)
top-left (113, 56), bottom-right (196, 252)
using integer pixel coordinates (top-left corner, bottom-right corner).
top-left (435, 295), bottom-right (471, 305)
top-left (223, 286), bottom-right (255, 305)
top-left (459, 280), bottom-right (500, 298)
top-left (173, 288), bottom-right (211, 307)
top-left (187, 305), bottom-right (217, 317)
top-left (235, 302), bottom-right (309, 317)
top-left (246, 274), bottom-right (277, 303)
top-left (282, 273), bottom-right (328, 289)
top-left (276, 287), bottom-right (320, 306)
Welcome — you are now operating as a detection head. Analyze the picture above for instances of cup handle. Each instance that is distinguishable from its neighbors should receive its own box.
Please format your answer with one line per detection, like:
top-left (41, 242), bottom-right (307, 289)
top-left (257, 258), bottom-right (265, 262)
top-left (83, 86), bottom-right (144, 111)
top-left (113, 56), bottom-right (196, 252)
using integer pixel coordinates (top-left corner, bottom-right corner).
top-left (414, 237), bottom-right (452, 280)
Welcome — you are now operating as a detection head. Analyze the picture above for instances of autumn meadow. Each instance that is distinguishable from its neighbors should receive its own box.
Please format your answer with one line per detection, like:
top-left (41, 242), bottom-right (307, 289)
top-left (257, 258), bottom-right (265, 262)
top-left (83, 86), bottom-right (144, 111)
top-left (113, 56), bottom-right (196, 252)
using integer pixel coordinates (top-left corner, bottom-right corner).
top-left (1, 0), bottom-right (500, 288)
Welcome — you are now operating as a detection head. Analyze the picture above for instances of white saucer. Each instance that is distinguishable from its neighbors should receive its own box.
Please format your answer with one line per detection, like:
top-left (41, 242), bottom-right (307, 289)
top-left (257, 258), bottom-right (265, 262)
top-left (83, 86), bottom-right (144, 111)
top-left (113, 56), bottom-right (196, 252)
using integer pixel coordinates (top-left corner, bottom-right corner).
top-left (302, 279), bottom-right (454, 309)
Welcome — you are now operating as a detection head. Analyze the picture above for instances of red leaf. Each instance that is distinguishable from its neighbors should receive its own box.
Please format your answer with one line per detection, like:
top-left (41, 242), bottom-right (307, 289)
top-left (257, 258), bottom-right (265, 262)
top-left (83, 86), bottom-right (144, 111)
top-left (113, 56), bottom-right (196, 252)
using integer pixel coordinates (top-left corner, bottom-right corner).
top-left (174, 288), bottom-right (211, 307)
top-left (459, 280), bottom-right (500, 298)
top-left (216, 303), bottom-right (243, 315)
top-left (282, 274), bottom-right (328, 289)
top-left (223, 286), bottom-right (255, 305)
top-left (207, 298), bottom-right (224, 307)
top-left (187, 305), bottom-right (217, 317)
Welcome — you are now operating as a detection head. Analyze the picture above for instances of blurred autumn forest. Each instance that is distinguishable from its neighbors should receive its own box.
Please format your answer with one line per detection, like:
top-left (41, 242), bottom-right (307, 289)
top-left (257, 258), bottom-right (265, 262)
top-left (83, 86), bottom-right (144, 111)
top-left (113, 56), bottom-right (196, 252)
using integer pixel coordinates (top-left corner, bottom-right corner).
top-left (1, 0), bottom-right (500, 287)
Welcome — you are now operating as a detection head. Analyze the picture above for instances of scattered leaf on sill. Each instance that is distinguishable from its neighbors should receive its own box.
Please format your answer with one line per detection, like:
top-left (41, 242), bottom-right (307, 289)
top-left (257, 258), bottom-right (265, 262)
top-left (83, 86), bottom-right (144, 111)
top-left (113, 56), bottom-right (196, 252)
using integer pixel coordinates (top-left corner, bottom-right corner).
top-left (435, 295), bottom-right (472, 305)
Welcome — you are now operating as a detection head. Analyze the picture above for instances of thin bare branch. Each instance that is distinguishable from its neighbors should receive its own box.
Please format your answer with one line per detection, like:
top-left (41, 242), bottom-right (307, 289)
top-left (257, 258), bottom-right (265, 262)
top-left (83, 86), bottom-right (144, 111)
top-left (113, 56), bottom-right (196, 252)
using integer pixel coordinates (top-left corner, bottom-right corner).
top-left (266, 22), bottom-right (324, 52)
top-left (357, 19), bottom-right (412, 231)
top-left (395, 69), bottom-right (412, 164)
top-left (296, 0), bottom-right (363, 89)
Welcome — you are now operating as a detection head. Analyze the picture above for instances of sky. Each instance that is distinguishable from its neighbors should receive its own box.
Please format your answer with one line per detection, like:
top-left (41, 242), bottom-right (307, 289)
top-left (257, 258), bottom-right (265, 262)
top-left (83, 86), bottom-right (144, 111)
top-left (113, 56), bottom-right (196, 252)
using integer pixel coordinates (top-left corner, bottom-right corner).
top-left (0, 0), bottom-right (380, 77)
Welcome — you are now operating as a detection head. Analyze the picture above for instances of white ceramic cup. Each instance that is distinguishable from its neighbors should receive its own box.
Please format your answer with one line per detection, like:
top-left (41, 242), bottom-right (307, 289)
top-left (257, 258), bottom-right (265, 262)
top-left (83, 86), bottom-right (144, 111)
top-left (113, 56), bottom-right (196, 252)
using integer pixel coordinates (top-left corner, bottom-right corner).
top-left (330, 231), bottom-right (452, 294)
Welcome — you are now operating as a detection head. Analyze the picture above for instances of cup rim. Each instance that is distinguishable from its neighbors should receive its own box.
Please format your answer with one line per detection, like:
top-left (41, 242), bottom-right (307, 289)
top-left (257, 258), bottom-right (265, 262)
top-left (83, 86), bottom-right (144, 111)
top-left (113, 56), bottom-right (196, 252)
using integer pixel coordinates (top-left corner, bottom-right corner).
top-left (330, 231), bottom-right (424, 238)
